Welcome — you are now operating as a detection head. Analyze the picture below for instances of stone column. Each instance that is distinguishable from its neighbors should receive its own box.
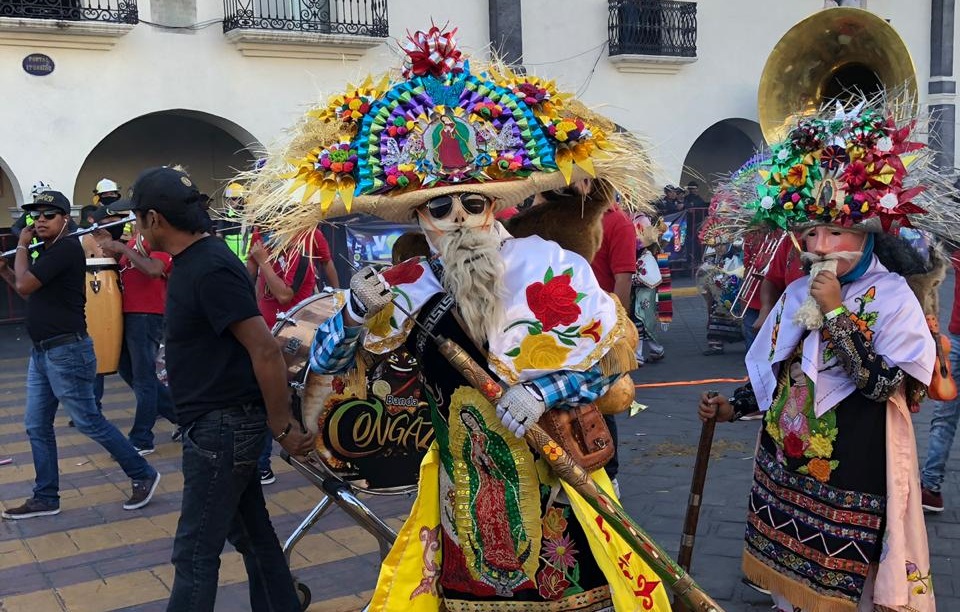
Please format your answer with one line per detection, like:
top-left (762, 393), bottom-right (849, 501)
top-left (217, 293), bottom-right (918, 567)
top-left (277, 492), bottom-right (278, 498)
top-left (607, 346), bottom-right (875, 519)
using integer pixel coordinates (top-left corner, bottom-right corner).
top-left (488, 0), bottom-right (523, 66)
top-left (929, 0), bottom-right (956, 170)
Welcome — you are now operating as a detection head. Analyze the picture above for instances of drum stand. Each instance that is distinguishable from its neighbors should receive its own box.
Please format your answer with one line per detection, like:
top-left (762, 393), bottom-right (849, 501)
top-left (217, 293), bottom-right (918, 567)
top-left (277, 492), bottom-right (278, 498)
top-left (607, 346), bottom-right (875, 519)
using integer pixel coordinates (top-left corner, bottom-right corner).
top-left (280, 451), bottom-right (408, 611)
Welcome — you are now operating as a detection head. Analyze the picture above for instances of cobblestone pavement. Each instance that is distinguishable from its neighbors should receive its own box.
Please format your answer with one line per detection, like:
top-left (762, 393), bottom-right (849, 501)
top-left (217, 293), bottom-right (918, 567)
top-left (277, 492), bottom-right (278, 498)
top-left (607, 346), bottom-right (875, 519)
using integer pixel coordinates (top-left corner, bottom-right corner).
top-left (0, 274), bottom-right (957, 611)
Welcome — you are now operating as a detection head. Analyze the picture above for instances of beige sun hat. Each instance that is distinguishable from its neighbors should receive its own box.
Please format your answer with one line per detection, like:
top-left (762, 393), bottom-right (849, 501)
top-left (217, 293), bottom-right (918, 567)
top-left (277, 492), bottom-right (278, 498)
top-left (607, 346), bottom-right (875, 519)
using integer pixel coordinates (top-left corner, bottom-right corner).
top-left (240, 25), bottom-right (654, 245)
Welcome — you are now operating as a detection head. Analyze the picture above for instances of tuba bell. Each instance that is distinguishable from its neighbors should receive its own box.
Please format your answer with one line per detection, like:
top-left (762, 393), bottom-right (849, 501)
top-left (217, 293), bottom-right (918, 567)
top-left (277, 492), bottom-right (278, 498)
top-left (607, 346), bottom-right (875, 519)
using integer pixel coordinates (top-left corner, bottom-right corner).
top-left (757, 7), bottom-right (918, 143)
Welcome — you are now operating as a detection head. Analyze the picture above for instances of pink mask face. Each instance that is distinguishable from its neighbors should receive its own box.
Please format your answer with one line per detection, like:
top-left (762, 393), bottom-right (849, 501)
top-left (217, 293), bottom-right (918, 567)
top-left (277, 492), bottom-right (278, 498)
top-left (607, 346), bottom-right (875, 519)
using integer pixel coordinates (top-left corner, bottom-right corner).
top-left (802, 225), bottom-right (868, 276)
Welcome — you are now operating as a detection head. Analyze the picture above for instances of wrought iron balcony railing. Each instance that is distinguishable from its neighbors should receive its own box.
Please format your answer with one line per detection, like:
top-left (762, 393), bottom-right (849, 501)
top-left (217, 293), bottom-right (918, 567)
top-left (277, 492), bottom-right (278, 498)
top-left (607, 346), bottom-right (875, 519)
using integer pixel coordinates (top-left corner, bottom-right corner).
top-left (608, 0), bottom-right (697, 58)
top-left (223, 0), bottom-right (388, 37)
top-left (0, 0), bottom-right (137, 23)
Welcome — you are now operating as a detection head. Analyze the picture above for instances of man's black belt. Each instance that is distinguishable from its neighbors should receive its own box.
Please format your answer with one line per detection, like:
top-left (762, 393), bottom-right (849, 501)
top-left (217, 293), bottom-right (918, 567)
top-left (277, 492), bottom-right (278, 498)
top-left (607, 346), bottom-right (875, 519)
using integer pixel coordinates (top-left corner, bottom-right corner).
top-left (34, 332), bottom-right (87, 351)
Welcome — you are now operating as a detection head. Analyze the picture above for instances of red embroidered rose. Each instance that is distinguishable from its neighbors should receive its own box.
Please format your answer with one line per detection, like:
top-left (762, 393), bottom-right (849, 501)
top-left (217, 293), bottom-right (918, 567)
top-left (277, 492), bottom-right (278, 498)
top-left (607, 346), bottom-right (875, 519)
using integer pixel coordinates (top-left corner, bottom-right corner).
top-left (783, 432), bottom-right (805, 459)
top-left (526, 274), bottom-right (581, 331)
top-left (382, 259), bottom-right (423, 286)
top-left (536, 564), bottom-right (570, 600)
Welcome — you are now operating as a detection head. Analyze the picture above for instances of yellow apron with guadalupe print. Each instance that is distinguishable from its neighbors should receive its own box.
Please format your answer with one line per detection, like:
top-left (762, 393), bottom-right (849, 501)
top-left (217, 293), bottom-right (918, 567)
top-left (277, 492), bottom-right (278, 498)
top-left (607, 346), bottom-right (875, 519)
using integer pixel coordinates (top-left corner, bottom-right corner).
top-left (369, 445), bottom-right (672, 612)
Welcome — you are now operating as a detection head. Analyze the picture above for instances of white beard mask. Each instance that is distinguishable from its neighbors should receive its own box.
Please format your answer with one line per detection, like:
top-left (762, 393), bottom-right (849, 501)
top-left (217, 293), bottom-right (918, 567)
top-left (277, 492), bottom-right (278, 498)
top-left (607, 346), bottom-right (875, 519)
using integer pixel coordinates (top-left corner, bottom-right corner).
top-left (417, 199), bottom-right (505, 347)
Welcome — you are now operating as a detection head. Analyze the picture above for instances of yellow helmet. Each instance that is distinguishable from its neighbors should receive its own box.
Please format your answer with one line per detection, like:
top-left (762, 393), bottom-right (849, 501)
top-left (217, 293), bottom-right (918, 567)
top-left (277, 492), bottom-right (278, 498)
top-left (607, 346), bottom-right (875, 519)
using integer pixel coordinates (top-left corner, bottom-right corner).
top-left (224, 182), bottom-right (246, 199)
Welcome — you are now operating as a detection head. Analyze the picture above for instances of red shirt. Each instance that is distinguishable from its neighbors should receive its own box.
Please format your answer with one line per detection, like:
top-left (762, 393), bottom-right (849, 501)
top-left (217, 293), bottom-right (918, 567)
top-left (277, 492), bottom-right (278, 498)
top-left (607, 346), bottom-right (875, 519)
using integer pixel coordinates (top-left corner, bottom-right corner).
top-left (590, 206), bottom-right (637, 293)
top-left (118, 236), bottom-right (172, 315)
top-left (251, 230), bottom-right (317, 329)
top-left (304, 228), bottom-right (332, 263)
top-left (764, 233), bottom-right (806, 295)
top-left (949, 251), bottom-right (960, 335)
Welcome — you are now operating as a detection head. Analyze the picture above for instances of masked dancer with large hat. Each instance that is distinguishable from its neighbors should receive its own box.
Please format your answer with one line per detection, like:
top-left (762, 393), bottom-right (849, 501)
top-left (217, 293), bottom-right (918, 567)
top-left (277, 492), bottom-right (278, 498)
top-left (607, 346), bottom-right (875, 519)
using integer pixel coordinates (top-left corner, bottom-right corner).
top-left (698, 94), bottom-right (959, 611)
top-left (241, 24), bottom-right (682, 612)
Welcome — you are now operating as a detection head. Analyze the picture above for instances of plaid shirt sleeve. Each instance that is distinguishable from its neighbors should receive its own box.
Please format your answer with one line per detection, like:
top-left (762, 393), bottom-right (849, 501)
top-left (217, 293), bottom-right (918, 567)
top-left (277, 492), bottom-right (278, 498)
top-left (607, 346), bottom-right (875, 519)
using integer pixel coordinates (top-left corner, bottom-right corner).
top-left (309, 311), bottom-right (363, 374)
top-left (525, 365), bottom-right (620, 409)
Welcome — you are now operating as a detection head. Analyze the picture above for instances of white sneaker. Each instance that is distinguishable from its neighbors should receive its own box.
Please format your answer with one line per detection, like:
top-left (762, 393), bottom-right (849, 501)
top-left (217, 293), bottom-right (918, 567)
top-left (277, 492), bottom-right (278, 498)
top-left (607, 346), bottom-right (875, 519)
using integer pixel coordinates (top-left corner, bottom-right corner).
top-left (611, 478), bottom-right (621, 498)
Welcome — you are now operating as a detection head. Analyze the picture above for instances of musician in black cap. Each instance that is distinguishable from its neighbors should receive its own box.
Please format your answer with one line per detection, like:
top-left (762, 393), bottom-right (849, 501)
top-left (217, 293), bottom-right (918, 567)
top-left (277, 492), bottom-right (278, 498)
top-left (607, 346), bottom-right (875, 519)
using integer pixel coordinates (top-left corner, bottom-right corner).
top-left (114, 166), bottom-right (314, 611)
top-left (0, 191), bottom-right (160, 520)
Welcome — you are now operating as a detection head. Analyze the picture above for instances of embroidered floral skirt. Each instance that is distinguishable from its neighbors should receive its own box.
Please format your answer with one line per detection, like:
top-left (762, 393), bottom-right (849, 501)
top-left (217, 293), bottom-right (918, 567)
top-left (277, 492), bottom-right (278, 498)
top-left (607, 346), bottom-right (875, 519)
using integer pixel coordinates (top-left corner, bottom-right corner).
top-left (743, 445), bottom-right (886, 612)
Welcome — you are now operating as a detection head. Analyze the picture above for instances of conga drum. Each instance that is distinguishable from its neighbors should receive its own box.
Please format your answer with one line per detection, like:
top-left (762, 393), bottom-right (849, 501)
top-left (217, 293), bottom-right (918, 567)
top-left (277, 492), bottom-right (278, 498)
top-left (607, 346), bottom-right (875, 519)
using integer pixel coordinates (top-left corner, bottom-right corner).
top-left (85, 258), bottom-right (122, 375)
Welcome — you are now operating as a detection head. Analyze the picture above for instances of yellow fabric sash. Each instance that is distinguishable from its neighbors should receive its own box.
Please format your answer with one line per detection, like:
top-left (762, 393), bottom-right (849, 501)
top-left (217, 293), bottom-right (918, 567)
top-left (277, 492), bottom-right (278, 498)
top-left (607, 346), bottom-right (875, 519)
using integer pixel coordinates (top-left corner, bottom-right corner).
top-left (369, 445), bottom-right (672, 611)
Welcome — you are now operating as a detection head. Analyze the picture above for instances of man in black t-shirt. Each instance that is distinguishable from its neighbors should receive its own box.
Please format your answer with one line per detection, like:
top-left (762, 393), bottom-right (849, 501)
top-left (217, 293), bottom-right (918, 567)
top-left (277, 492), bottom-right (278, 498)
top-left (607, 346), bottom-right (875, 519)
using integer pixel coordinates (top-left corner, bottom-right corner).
top-left (0, 191), bottom-right (160, 520)
top-left (115, 167), bottom-right (314, 611)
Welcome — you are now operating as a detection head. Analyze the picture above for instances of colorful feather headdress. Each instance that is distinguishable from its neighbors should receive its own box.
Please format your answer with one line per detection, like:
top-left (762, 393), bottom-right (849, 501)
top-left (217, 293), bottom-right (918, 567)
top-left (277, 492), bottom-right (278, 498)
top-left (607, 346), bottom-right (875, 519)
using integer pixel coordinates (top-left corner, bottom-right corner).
top-left (238, 25), bottom-right (653, 246)
top-left (710, 92), bottom-right (960, 251)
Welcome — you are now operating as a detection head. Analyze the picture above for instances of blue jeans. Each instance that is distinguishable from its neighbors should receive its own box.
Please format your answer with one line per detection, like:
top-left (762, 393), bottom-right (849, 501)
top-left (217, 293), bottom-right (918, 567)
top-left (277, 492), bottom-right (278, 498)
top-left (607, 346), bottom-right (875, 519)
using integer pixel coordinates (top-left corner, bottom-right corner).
top-left (259, 436), bottom-right (272, 472)
top-left (921, 332), bottom-right (960, 493)
top-left (742, 307), bottom-right (760, 351)
top-left (118, 314), bottom-right (177, 449)
top-left (25, 336), bottom-right (156, 504)
top-left (168, 404), bottom-right (299, 612)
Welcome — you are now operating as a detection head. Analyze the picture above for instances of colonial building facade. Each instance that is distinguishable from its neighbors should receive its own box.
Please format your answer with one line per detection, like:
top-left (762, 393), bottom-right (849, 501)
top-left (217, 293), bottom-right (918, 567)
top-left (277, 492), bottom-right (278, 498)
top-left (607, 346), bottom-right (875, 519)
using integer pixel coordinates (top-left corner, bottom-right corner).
top-left (0, 0), bottom-right (954, 224)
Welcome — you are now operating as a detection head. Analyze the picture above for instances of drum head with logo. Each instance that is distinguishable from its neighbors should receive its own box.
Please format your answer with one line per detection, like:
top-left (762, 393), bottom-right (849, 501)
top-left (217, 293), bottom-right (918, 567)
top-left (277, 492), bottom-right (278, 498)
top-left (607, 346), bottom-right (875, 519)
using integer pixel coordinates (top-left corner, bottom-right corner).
top-left (302, 347), bottom-right (434, 492)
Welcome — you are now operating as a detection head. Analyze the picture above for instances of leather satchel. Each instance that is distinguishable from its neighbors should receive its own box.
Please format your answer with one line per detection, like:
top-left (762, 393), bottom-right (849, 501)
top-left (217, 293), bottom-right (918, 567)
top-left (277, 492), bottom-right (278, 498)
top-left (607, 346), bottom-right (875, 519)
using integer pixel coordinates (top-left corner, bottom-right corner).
top-left (538, 403), bottom-right (614, 472)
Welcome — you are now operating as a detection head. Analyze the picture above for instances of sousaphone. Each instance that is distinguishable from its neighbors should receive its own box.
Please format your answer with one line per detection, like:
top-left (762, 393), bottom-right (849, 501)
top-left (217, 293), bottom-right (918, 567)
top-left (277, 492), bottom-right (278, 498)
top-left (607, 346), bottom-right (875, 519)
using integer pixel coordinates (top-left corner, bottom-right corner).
top-left (758, 7), bottom-right (918, 143)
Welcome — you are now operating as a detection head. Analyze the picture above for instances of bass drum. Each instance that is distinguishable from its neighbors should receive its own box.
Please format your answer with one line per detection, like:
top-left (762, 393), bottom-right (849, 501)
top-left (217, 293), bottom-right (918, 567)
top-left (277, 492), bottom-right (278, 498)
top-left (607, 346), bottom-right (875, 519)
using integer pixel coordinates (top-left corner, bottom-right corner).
top-left (273, 293), bottom-right (434, 493)
top-left (85, 258), bottom-right (122, 375)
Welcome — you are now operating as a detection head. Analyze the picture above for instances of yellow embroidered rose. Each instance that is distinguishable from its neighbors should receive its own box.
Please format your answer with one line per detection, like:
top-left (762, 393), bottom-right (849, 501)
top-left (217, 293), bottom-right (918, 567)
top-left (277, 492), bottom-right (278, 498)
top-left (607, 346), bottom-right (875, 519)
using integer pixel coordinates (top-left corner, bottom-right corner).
top-left (366, 302), bottom-right (395, 337)
top-left (765, 419), bottom-right (781, 442)
top-left (512, 334), bottom-right (572, 371)
top-left (807, 433), bottom-right (834, 458)
top-left (542, 506), bottom-right (568, 539)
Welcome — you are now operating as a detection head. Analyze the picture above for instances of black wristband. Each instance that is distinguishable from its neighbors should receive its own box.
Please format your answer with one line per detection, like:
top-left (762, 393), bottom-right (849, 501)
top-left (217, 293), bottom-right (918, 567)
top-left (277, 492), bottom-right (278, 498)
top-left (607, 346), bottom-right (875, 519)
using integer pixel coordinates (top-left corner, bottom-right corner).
top-left (274, 422), bottom-right (293, 442)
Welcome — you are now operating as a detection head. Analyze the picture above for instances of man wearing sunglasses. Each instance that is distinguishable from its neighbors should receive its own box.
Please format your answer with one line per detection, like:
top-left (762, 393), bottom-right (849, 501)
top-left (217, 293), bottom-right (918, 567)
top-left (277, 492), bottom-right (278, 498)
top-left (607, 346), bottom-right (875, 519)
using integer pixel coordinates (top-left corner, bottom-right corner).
top-left (0, 191), bottom-right (160, 520)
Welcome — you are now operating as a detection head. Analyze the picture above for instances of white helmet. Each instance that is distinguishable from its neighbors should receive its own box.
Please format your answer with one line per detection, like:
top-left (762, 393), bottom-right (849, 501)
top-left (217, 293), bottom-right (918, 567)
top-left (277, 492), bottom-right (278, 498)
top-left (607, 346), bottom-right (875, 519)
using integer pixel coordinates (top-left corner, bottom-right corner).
top-left (224, 182), bottom-right (246, 199)
top-left (95, 178), bottom-right (120, 194)
top-left (30, 181), bottom-right (51, 200)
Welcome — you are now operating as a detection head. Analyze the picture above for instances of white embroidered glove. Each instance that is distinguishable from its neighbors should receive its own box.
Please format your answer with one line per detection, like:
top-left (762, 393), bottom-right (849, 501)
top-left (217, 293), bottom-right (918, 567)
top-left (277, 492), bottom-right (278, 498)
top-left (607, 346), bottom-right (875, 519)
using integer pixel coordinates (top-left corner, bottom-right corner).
top-left (496, 384), bottom-right (546, 438)
top-left (348, 265), bottom-right (392, 319)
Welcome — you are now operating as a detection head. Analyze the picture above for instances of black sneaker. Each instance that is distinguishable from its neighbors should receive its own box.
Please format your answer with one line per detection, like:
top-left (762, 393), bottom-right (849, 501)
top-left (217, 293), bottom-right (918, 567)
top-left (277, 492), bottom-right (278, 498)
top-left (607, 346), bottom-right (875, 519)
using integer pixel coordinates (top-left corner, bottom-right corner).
top-left (260, 468), bottom-right (276, 485)
top-left (741, 577), bottom-right (771, 595)
top-left (2, 497), bottom-right (61, 520)
top-left (134, 446), bottom-right (156, 457)
top-left (171, 427), bottom-right (183, 442)
top-left (922, 487), bottom-right (944, 513)
top-left (124, 472), bottom-right (161, 510)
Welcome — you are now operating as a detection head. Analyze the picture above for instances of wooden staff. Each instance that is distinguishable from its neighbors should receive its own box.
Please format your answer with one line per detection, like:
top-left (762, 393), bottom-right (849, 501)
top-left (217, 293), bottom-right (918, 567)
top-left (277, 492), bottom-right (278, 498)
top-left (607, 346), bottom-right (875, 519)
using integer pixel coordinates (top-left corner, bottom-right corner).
top-left (674, 392), bottom-right (718, 612)
top-left (437, 337), bottom-right (723, 612)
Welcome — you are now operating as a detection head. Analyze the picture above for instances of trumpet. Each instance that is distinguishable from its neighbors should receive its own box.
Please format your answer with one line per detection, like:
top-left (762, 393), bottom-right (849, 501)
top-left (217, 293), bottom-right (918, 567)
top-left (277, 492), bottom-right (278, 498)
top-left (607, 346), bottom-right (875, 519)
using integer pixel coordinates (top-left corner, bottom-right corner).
top-left (729, 232), bottom-right (786, 319)
top-left (2, 214), bottom-right (135, 258)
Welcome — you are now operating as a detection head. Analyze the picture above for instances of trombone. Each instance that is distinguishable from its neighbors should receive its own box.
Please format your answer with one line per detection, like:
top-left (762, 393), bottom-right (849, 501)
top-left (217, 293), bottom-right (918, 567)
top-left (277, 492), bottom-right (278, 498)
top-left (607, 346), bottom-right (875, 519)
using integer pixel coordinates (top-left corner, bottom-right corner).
top-left (2, 214), bottom-right (135, 258)
top-left (729, 232), bottom-right (786, 319)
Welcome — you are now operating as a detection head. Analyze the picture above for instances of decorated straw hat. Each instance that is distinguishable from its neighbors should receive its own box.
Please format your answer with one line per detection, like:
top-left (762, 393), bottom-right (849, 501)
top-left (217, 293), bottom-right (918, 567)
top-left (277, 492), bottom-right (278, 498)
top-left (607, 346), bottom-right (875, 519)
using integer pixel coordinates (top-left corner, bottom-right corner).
top-left (241, 25), bottom-right (652, 242)
top-left (711, 93), bottom-right (960, 247)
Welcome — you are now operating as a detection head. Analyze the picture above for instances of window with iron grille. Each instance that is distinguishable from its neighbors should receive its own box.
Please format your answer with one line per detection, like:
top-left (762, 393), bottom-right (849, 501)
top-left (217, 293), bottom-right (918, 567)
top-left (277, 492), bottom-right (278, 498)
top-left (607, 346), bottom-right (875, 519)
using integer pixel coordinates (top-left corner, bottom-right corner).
top-left (223, 0), bottom-right (387, 36)
top-left (608, 0), bottom-right (696, 58)
top-left (0, 0), bottom-right (137, 23)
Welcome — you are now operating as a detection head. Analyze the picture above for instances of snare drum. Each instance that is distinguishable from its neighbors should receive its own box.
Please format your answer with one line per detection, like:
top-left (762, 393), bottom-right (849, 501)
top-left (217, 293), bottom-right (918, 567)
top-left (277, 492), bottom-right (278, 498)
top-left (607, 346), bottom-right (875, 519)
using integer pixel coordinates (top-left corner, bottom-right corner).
top-left (273, 292), bottom-right (346, 379)
top-left (85, 258), bottom-right (123, 375)
top-left (272, 293), bottom-right (434, 492)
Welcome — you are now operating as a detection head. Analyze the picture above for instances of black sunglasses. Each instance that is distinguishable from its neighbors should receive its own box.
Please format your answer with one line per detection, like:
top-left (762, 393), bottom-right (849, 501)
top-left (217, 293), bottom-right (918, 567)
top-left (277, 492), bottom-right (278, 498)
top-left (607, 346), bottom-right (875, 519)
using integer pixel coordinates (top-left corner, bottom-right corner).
top-left (424, 193), bottom-right (490, 219)
top-left (28, 210), bottom-right (62, 221)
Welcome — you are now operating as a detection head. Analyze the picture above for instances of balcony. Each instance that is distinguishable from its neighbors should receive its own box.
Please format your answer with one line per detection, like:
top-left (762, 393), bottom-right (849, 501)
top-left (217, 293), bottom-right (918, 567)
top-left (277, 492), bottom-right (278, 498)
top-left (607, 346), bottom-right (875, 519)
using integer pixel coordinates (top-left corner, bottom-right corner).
top-left (0, 0), bottom-right (137, 50)
top-left (607, 0), bottom-right (697, 74)
top-left (223, 0), bottom-right (388, 60)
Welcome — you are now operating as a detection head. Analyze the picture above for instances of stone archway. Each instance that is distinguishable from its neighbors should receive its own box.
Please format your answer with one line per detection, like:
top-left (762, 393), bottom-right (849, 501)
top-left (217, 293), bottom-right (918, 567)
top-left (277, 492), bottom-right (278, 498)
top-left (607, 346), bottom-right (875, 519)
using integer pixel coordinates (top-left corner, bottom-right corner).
top-left (74, 110), bottom-right (262, 208)
top-left (0, 156), bottom-right (24, 228)
top-left (679, 118), bottom-right (765, 201)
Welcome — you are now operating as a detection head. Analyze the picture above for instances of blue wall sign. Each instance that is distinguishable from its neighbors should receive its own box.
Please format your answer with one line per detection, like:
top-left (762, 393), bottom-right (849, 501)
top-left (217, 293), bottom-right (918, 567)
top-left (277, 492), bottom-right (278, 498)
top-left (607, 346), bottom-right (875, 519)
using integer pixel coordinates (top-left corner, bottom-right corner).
top-left (23, 54), bottom-right (54, 77)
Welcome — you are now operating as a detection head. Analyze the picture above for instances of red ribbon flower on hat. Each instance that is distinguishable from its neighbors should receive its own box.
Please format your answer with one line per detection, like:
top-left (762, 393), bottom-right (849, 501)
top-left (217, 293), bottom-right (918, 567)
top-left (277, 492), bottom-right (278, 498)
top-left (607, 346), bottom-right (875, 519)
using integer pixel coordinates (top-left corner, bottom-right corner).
top-left (402, 25), bottom-right (465, 78)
